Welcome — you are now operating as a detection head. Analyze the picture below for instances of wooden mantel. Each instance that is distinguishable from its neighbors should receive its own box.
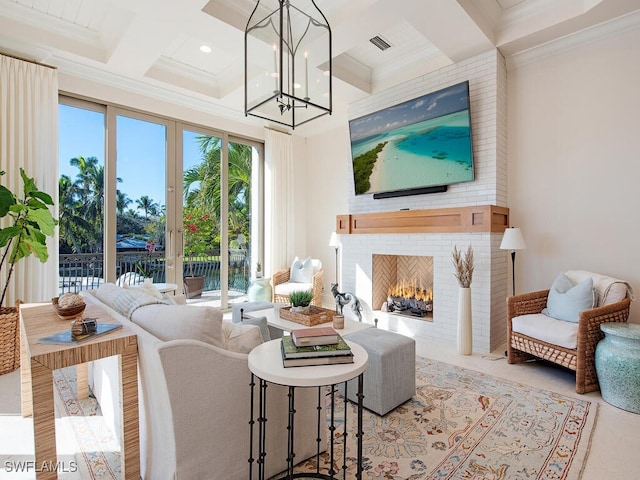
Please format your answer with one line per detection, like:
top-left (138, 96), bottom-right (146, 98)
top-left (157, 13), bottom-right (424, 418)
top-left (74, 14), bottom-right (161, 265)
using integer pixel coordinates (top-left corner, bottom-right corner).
top-left (336, 205), bottom-right (509, 235)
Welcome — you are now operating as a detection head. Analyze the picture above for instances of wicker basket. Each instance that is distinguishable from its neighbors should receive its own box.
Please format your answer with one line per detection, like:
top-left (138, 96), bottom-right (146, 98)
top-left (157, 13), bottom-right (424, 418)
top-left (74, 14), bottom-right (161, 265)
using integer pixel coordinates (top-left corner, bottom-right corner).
top-left (279, 305), bottom-right (335, 326)
top-left (52, 297), bottom-right (86, 320)
top-left (0, 303), bottom-right (20, 375)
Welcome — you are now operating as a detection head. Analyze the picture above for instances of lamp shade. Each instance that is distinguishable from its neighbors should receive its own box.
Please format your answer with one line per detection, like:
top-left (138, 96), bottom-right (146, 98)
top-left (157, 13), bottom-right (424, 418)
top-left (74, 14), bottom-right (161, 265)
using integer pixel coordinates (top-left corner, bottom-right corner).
top-left (328, 231), bottom-right (338, 248)
top-left (500, 227), bottom-right (527, 251)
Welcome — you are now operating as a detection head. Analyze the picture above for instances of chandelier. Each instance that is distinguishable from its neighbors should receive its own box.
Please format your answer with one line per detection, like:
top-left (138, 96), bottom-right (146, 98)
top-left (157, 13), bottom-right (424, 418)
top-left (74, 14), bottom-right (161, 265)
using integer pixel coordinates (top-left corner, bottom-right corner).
top-left (245, 0), bottom-right (332, 129)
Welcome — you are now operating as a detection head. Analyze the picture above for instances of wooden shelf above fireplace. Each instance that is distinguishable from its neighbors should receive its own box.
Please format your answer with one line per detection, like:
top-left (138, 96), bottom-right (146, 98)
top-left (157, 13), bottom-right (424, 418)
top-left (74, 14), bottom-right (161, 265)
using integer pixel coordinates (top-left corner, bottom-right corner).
top-left (336, 205), bottom-right (509, 235)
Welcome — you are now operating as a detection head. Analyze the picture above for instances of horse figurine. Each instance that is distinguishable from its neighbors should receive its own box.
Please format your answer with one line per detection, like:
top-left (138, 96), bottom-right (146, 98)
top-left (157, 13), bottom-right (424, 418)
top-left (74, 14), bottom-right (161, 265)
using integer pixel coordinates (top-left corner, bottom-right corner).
top-left (331, 283), bottom-right (363, 322)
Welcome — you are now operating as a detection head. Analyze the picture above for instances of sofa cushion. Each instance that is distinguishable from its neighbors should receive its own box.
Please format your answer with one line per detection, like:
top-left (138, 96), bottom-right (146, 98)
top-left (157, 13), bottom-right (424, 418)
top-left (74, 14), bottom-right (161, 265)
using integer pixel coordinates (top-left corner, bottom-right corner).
top-left (544, 273), bottom-right (594, 323)
top-left (274, 282), bottom-right (313, 296)
top-left (131, 304), bottom-right (224, 349)
top-left (222, 321), bottom-right (263, 353)
top-left (290, 256), bottom-right (313, 283)
top-left (512, 313), bottom-right (579, 350)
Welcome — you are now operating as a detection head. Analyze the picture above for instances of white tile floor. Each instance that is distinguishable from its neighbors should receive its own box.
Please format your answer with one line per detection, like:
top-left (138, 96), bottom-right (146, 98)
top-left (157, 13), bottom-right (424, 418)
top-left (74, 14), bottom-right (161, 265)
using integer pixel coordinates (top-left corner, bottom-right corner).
top-left (2, 326), bottom-right (639, 479)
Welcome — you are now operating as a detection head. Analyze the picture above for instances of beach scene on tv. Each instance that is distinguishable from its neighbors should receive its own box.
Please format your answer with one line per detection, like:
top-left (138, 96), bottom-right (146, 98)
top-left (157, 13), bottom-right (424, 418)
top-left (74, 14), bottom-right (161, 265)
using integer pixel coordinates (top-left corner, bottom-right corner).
top-left (349, 82), bottom-right (474, 195)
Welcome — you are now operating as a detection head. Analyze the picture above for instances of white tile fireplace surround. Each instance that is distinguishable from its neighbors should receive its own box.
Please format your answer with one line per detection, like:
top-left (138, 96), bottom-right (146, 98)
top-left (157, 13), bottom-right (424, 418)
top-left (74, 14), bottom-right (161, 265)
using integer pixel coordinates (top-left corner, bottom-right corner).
top-left (338, 230), bottom-right (508, 353)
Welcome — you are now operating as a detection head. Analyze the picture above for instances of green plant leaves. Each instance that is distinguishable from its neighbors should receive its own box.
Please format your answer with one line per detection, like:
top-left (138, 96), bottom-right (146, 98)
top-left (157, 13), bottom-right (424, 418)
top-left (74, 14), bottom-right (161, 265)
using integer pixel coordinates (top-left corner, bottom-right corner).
top-left (0, 185), bottom-right (16, 217)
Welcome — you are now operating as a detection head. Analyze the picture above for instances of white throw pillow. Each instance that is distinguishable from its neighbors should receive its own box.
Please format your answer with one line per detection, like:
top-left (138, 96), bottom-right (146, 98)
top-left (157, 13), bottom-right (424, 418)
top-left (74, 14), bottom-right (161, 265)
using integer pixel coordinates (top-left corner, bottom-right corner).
top-left (124, 278), bottom-right (164, 300)
top-left (131, 304), bottom-right (224, 349)
top-left (222, 321), bottom-right (263, 353)
top-left (290, 256), bottom-right (313, 283)
top-left (544, 273), bottom-right (594, 323)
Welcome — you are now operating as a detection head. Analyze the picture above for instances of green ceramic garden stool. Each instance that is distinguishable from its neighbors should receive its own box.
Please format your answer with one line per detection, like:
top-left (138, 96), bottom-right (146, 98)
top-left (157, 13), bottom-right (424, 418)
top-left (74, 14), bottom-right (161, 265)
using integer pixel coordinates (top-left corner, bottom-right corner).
top-left (595, 323), bottom-right (640, 414)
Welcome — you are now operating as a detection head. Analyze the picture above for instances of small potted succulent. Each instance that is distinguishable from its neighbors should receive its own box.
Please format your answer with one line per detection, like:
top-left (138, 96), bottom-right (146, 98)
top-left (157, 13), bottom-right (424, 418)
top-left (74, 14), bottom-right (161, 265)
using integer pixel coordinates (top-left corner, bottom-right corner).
top-left (289, 290), bottom-right (314, 314)
top-left (255, 261), bottom-right (263, 279)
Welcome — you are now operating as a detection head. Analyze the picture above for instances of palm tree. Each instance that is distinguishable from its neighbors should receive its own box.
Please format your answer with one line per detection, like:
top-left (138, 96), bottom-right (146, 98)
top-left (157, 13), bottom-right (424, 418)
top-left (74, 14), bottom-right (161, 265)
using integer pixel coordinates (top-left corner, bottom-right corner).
top-left (136, 195), bottom-right (159, 219)
top-left (183, 137), bottom-right (253, 246)
top-left (116, 190), bottom-right (132, 214)
top-left (58, 174), bottom-right (92, 253)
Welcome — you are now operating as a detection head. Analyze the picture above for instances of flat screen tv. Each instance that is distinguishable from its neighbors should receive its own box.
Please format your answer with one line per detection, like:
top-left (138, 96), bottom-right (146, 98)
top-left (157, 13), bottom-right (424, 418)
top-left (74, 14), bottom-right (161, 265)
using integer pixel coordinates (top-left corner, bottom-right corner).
top-left (349, 81), bottom-right (474, 198)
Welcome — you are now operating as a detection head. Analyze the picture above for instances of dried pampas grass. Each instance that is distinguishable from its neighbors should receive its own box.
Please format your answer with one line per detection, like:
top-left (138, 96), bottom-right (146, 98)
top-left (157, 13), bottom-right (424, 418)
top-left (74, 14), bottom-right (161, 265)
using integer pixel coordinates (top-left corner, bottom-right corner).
top-left (452, 245), bottom-right (474, 288)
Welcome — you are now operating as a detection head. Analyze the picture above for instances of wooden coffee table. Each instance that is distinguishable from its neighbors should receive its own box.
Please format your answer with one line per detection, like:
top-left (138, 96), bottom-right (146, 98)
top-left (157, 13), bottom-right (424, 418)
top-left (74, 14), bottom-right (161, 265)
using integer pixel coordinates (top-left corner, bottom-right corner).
top-left (20, 302), bottom-right (140, 479)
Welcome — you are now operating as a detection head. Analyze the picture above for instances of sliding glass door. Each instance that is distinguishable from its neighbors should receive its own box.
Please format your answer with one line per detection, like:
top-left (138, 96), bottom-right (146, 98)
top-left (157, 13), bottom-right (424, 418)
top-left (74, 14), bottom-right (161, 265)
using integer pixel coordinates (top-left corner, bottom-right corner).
top-left (58, 97), bottom-right (264, 309)
top-left (114, 112), bottom-right (170, 286)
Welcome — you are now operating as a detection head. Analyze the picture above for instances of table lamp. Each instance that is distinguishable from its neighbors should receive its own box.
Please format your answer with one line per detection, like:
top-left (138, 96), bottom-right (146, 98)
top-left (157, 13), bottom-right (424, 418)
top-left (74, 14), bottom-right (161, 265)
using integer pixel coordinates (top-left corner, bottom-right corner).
top-left (500, 227), bottom-right (527, 296)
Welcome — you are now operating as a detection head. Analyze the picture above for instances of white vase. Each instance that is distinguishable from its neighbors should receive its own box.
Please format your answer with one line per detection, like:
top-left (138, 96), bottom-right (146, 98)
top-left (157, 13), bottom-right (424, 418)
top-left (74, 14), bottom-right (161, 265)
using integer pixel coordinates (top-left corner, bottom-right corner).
top-left (457, 287), bottom-right (472, 355)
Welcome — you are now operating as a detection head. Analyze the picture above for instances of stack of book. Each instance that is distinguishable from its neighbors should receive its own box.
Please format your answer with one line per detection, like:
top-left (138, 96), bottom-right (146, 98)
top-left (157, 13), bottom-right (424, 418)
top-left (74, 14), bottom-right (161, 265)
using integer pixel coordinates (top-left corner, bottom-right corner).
top-left (281, 326), bottom-right (353, 367)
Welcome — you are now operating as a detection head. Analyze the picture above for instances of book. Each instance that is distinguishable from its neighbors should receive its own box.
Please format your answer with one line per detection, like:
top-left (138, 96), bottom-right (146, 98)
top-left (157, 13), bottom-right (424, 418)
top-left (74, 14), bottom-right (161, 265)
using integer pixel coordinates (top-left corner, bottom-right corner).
top-left (291, 326), bottom-right (339, 347)
top-left (38, 323), bottom-right (123, 345)
top-left (281, 334), bottom-right (352, 359)
top-left (281, 351), bottom-right (354, 368)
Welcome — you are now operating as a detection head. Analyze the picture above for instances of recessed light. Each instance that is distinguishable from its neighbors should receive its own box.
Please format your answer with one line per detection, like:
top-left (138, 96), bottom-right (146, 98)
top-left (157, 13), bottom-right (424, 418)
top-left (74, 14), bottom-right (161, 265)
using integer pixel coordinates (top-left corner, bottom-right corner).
top-left (200, 45), bottom-right (212, 53)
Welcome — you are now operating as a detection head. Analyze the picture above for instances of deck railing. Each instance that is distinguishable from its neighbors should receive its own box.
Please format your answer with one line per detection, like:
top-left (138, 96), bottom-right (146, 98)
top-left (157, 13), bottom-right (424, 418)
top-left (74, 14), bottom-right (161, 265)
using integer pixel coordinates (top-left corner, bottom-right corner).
top-left (58, 250), bottom-right (249, 295)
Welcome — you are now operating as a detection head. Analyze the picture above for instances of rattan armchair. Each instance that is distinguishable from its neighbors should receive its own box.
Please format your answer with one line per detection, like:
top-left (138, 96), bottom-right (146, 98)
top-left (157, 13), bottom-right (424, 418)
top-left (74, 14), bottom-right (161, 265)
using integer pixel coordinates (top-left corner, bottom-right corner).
top-left (507, 285), bottom-right (631, 394)
top-left (272, 259), bottom-right (323, 307)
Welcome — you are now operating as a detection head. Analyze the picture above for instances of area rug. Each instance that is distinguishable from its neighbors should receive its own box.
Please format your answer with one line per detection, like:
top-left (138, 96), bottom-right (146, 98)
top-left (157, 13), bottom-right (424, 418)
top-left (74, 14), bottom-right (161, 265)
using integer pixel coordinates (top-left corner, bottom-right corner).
top-left (53, 367), bottom-right (121, 479)
top-left (292, 357), bottom-right (597, 480)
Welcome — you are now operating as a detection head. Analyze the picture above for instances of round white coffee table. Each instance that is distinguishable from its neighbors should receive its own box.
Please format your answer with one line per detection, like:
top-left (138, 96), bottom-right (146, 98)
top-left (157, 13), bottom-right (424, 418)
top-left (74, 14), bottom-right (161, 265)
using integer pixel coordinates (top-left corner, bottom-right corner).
top-left (248, 339), bottom-right (368, 479)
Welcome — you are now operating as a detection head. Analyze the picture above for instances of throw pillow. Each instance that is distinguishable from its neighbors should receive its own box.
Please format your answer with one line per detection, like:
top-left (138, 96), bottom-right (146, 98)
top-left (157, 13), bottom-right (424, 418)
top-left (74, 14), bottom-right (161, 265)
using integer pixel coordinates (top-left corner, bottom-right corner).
top-left (124, 278), bottom-right (164, 300)
top-left (544, 273), bottom-right (595, 323)
top-left (290, 256), bottom-right (313, 283)
top-left (240, 315), bottom-right (271, 342)
top-left (222, 322), bottom-right (263, 354)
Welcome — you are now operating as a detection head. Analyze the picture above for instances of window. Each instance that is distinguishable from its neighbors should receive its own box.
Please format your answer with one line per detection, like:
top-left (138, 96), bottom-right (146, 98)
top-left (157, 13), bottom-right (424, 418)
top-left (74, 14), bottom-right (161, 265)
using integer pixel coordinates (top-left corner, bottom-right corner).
top-left (58, 97), bottom-right (264, 309)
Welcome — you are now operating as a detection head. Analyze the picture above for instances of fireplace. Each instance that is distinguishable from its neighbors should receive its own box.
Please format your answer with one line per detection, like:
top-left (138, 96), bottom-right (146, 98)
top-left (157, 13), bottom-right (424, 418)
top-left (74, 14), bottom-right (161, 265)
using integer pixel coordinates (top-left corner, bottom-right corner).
top-left (372, 254), bottom-right (433, 320)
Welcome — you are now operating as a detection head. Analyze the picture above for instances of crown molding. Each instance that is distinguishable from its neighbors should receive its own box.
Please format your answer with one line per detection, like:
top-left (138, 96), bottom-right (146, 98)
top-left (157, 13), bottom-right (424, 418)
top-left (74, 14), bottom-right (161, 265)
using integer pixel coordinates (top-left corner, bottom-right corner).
top-left (506, 9), bottom-right (640, 71)
top-left (52, 55), bottom-right (260, 127)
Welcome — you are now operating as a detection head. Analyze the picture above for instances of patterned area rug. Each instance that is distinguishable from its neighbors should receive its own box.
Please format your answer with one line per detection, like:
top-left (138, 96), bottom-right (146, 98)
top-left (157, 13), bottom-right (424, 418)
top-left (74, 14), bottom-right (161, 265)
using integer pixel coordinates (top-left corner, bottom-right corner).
top-left (53, 367), bottom-right (121, 479)
top-left (292, 357), bottom-right (597, 480)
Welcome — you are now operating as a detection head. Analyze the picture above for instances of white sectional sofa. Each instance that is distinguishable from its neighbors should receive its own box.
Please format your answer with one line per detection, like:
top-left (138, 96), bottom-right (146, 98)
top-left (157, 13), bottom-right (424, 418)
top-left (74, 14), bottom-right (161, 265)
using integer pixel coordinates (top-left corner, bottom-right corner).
top-left (82, 283), bottom-right (322, 480)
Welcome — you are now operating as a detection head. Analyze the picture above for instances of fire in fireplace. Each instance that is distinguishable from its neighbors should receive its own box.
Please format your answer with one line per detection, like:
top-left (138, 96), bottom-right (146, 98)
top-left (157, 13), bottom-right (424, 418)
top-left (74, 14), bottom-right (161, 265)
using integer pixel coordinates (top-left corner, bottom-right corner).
top-left (385, 278), bottom-right (433, 318)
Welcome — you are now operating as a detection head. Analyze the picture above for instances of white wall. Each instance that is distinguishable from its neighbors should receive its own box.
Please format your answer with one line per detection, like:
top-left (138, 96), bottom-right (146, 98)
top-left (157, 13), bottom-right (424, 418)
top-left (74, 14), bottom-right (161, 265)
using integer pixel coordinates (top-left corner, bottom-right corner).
top-left (301, 51), bottom-right (509, 352)
top-left (507, 14), bottom-right (640, 323)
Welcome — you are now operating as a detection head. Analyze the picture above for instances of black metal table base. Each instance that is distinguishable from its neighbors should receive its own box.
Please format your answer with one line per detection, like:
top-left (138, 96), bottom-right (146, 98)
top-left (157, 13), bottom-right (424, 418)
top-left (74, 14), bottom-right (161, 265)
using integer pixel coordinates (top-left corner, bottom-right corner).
top-left (249, 373), bottom-right (365, 480)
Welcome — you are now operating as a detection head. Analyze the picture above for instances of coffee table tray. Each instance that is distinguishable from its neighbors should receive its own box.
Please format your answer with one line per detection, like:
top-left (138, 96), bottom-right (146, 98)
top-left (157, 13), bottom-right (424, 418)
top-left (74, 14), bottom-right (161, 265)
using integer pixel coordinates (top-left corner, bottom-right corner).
top-left (279, 306), bottom-right (335, 326)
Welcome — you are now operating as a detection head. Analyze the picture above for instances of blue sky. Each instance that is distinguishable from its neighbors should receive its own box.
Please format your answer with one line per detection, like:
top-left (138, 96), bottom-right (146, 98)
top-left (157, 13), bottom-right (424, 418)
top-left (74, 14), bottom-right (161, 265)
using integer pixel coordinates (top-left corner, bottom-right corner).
top-left (59, 104), bottom-right (202, 213)
top-left (348, 81), bottom-right (470, 142)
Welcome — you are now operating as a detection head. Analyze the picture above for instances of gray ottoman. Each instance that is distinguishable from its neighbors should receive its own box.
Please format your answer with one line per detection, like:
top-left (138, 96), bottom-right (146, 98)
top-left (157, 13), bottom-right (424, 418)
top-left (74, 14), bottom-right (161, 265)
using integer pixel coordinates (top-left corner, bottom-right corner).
top-left (340, 328), bottom-right (416, 416)
top-left (231, 301), bottom-right (273, 323)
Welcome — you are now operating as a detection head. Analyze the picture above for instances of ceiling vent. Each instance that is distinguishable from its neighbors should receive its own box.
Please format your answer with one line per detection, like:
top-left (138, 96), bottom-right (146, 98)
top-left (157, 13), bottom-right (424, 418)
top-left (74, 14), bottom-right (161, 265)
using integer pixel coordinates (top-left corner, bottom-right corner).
top-left (369, 35), bottom-right (392, 51)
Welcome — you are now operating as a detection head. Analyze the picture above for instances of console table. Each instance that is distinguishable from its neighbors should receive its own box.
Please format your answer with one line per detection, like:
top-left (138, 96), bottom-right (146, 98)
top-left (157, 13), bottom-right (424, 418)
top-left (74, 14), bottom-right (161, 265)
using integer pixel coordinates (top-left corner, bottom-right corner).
top-left (248, 339), bottom-right (368, 479)
top-left (20, 302), bottom-right (140, 479)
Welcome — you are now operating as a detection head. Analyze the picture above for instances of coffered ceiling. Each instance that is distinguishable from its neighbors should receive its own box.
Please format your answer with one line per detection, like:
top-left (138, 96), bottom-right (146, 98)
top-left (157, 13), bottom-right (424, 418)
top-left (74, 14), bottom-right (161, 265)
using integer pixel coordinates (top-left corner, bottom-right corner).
top-left (0, 0), bottom-right (638, 134)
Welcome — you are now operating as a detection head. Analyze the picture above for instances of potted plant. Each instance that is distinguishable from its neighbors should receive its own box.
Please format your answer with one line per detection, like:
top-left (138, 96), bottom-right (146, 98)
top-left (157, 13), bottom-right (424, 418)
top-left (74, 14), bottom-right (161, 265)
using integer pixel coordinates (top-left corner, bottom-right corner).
top-left (183, 208), bottom-right (212, 299)
top-left (255, 261), bottom-right (263, 279)
top-left (289, 290), bottom-right (314, 314)
top-left (0, 169), bottom-right (57, 374)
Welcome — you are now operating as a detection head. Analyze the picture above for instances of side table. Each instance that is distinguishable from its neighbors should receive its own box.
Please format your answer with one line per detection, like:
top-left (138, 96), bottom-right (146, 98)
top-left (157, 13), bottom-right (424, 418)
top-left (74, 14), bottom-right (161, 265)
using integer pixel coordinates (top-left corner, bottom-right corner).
top-left (595, 322), bottom-right (640, 414)
top-left (20, 302), bottom-right (140, 479)
top-left (248, 277), bottom-right (273, 302)
top-left (248, 339), bottom-right (368, 479)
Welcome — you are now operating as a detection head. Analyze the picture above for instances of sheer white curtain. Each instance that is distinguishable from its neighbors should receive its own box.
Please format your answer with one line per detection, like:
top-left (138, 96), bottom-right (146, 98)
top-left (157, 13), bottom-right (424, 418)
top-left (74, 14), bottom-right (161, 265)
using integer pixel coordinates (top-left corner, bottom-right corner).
top-left (0, 54), bottom-right (59, 306)
top-left (264, 128), bottom-right (294, 277)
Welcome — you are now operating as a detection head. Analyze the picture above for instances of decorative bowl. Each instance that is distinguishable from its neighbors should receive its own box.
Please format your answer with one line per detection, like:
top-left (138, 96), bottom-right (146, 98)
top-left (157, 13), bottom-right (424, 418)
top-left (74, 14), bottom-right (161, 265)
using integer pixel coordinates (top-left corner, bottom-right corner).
top-left (52, 297), bottom-right (86, 320)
